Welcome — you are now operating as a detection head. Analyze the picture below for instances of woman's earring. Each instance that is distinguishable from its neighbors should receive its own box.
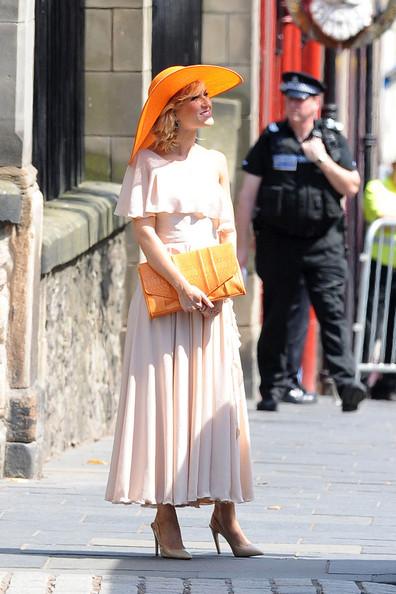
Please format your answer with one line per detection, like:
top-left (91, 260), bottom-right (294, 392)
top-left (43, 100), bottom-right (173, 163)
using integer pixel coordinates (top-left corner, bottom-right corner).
top-left (175, 119), bottom-right (180, 130)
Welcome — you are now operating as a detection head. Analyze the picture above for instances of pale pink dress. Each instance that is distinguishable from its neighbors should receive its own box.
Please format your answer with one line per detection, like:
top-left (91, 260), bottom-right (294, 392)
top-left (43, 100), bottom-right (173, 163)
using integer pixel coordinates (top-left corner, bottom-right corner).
top-left (105, 143), bottom-right (254, 507)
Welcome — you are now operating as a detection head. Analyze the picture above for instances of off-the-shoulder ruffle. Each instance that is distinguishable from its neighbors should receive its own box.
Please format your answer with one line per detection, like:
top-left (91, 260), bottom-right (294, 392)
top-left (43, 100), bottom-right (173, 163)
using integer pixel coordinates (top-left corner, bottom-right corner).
top-left (114, 145), bottom-right (234, 229)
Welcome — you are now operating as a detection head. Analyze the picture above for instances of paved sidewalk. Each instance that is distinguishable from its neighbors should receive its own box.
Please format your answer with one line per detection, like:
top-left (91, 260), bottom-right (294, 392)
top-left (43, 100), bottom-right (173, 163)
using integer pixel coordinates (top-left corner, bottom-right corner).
top-left (0, 396), bottom-right (395, 593)
top-left (1, 573), bottom-right (396, 594)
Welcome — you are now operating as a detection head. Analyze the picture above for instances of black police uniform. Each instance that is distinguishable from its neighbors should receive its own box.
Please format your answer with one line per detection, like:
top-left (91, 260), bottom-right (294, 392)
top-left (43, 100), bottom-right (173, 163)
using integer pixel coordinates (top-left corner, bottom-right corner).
top-left (285, 277), bottom-right (310, 392)
top-left (243, 117), bottom-right (361, 409)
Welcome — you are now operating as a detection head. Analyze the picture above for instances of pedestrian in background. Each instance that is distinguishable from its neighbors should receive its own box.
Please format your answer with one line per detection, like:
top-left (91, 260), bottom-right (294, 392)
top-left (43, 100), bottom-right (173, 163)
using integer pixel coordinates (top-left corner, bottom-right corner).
top-left (105, 65), bottom-right (262, 559)
top-left (363, 155), bottom-right (396, 400)
top-left (236, 71), bottom-right (367, 413)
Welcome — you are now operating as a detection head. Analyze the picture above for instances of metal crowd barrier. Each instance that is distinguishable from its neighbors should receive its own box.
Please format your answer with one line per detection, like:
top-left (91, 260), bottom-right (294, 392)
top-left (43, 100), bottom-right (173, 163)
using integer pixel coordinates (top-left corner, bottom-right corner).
top-left (353, 218), bottom-right (396, 381)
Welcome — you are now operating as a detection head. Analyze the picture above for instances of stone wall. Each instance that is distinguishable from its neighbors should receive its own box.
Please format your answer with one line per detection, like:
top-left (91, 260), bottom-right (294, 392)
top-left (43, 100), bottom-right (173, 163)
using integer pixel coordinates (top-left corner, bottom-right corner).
top-left (202, 0), bottom-right (260, 185)
top-left (0, 179), bottom-right (128, 478)
top-left (38, 230), bottom-right (127, 459)
top-left (0, 0), bottom-right (139, 477)
top-left (85, 0), bottom-right (152, 183)
top-left (0, 222), bottom-right (13, 470)
top-left (0, 0), bottom-right (35, 167)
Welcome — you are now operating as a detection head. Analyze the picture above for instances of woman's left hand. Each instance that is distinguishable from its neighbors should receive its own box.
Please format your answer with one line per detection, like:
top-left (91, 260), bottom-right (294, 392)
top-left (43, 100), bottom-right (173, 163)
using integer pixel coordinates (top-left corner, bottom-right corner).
top-left (200, 300), bottom-right (223, 318)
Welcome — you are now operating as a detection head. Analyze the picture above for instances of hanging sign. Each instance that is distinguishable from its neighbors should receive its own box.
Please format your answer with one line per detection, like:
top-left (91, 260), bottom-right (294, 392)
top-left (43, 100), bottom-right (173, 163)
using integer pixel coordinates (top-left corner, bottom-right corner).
top-left (286, 0), bottom-right (396, 48)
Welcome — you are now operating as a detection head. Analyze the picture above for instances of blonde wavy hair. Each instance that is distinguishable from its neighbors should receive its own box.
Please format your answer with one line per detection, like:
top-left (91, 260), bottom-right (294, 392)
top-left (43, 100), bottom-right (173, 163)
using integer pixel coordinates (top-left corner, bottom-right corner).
top-left (151, 80), bottom-right (205, 154)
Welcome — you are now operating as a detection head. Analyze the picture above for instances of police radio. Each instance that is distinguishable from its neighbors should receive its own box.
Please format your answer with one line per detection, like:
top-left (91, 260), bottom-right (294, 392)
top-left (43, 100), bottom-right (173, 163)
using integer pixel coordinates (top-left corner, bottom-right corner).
top-left (314, 119), bottom-right (342, 163)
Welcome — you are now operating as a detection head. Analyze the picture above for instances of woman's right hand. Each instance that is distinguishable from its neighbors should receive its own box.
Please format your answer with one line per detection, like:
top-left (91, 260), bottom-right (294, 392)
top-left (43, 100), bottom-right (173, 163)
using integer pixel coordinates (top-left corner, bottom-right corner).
top-left (177, 283), bottom-right (213, 314)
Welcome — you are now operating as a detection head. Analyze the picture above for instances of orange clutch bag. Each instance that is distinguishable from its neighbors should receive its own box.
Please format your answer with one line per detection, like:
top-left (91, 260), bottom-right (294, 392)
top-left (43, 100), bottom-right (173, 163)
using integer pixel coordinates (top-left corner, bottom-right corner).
top-left (138, 243), bottom-right (246, 319)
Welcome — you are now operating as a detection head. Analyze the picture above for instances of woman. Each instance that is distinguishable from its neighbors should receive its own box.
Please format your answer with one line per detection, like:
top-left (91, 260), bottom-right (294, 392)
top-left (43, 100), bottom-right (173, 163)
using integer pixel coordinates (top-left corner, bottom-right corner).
top-left (105, 65), bottom-right (262, 560)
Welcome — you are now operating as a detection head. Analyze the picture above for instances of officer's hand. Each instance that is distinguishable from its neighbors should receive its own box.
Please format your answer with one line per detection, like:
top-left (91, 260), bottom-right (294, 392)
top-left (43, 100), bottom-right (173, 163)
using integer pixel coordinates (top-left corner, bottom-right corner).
top-left (301, 137), bottom-right (328, 164)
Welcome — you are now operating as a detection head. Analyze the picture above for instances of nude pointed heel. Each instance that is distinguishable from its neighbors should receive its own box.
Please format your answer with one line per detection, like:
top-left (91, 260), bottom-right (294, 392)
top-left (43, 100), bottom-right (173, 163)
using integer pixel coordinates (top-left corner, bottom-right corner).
top-left (209, 515), bottom-right (263, 558)
top-left (150, 521), bottom-right (192, 560)
top-left (153, 527), bottom-right (159, 557)
top-left (210, 523), bottom-right (221, 554)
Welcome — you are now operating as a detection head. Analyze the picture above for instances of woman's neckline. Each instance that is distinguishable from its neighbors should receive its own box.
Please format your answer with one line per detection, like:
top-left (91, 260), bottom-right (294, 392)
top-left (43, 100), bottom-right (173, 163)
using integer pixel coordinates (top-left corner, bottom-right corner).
top-left (145, 143), bottom-right (199, 163)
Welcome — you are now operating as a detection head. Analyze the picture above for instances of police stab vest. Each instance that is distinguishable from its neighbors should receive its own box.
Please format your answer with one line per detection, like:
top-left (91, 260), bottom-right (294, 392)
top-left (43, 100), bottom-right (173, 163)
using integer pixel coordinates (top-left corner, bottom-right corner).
top-left (253, 120), bottom-right (345, 238)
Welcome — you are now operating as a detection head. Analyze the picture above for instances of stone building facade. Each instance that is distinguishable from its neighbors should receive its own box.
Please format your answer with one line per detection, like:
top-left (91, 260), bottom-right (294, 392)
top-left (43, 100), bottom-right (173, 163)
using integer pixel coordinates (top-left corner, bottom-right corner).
top-left (85, 0), bottom-right (152, 182)
top-left (0, 0), bottom-right (260, 478)
top-left (201, 0), bottom-right (261, 397)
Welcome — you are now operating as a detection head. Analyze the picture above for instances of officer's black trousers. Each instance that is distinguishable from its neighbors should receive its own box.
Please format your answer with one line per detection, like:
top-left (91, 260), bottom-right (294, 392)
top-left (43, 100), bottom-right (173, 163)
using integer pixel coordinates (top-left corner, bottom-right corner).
top-left (286, 279), bottom-right (310, 389)
top-left (255, 223), bottom-right (356, 401)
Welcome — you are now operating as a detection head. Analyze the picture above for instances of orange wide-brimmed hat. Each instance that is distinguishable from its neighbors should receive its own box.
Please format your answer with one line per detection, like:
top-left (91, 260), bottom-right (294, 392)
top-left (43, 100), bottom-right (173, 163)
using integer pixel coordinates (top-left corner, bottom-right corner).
top-left (129, 64), bottom-right (243, 162)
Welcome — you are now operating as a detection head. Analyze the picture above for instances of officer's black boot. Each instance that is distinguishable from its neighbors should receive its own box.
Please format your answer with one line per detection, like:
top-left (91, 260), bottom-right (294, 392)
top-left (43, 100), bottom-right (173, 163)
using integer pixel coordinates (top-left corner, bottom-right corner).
top-left (370, 375), bottom-right (396, 400)
top-left (339, 383), bottom-right (367, 412)
top-left (257, 395), bottom-right (278, 412)
top-left (282, 378), bottom-right (318, 404)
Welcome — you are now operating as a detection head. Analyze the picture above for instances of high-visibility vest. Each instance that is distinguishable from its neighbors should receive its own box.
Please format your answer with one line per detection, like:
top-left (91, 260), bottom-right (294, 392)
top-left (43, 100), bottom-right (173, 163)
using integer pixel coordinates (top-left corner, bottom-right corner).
top-left (363, 176), bottom-right (396, 268)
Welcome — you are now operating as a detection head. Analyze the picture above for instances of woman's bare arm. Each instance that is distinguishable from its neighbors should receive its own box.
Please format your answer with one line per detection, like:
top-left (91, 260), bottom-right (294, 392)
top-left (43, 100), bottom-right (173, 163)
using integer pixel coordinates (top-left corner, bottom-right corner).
top-left (217, 151), bottom-right (237, 248)
top-left (133, 217), bottom-right (213, 312)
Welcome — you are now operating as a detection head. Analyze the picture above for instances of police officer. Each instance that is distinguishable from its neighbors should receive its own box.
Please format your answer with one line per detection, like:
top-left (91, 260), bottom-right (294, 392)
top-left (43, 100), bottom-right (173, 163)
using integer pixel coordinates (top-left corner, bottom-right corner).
top-left (236, 71), bottom-right (367, 413)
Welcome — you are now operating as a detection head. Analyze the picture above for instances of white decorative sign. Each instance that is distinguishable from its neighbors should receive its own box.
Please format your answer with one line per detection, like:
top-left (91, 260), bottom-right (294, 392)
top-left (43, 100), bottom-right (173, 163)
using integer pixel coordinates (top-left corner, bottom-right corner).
top-left (310, 0), bottom-right (373, 41)
top-left (286, 0), bottom-right (396, 48)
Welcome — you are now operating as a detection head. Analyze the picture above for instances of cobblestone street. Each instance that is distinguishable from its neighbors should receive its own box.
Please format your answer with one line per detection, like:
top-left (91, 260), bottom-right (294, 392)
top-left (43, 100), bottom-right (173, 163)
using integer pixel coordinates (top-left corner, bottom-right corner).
top-left (1, 574), bottom-right (396, 594)
top-left (1, 396), bottom-right (395, 593)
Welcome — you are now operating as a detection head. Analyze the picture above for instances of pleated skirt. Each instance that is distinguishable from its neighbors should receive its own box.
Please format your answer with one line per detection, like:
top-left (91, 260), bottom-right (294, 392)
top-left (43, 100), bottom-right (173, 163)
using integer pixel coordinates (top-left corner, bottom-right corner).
top-left (105, 283), bottom-right (254, 507)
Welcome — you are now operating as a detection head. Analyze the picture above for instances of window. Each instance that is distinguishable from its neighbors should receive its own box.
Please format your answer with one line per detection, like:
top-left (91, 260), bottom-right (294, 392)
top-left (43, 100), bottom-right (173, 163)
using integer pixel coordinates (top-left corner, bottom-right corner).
top-left (152, 0), bottom-right (202, 77)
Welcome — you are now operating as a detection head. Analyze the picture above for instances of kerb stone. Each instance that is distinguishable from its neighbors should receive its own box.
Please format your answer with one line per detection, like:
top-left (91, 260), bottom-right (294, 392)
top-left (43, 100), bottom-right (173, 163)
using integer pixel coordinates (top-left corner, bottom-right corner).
top-left (4, 440), bottom-right (42, 479)
top-left (6, 391), bottom-right (37, 442)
